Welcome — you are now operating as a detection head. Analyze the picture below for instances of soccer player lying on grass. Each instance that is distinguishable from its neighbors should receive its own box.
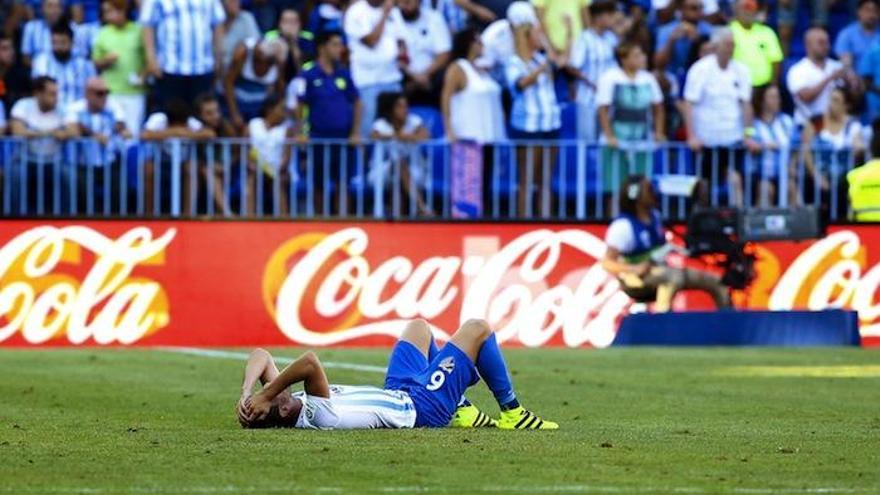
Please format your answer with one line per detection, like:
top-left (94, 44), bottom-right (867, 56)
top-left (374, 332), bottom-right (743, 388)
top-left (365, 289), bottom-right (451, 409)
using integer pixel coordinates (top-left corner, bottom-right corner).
top-left (237, 318), bottom-right (558, 430)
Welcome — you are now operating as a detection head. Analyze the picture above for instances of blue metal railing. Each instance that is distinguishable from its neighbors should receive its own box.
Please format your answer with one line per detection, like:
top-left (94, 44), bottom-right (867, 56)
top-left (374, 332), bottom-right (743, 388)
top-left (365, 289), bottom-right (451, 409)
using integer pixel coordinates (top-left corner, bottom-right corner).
top-left (0, 137), bottom-right (869, 221)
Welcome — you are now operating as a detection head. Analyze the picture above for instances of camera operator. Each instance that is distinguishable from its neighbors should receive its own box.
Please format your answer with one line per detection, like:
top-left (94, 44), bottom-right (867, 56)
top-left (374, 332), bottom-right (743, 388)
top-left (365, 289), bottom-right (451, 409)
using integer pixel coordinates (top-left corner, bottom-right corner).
top-left (601, 175), bottom-right (732, 312)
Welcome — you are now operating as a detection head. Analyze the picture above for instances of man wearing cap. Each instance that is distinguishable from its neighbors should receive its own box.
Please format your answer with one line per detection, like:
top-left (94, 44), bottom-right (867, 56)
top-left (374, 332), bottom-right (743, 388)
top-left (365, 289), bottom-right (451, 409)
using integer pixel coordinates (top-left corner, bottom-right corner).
top-left (729, 0), bottom-right (782, 88)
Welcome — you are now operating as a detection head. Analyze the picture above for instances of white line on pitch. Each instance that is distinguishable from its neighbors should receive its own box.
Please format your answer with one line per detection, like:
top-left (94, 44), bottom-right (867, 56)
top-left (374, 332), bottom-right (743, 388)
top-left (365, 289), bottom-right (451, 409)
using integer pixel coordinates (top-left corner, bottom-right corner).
top-left (156, 346), bottom-right (387, 374)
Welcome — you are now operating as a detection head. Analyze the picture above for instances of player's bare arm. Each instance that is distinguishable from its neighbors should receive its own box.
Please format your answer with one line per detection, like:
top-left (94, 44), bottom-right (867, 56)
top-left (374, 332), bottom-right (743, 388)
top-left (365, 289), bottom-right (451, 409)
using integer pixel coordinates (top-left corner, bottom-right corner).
top-left (236, 348), bottom-right (283, 426)
top-left (245, 351), bottom-right (330, 422)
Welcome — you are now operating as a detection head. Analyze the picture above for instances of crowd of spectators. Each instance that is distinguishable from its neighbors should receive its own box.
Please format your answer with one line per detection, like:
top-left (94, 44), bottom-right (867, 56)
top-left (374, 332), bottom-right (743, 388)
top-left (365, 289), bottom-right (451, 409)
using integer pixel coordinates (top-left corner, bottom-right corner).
top-left (0, 0), bottom-right (877, 216)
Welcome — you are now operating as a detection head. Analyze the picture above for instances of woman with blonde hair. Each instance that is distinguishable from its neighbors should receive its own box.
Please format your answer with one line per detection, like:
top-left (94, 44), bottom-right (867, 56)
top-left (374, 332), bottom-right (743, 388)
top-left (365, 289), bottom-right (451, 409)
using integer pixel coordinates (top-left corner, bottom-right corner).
top-left (505, 21), bottom-right (561, 218)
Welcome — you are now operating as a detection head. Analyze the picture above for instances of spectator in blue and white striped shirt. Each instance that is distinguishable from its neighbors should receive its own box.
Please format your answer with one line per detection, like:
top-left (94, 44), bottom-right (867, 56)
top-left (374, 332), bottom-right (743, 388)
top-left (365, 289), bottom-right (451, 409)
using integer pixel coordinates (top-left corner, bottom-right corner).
top-left (21, 0), bottom-right (95, 66)
top-left (566, 0), bottom-right (619, 142)
top-left (140, 0), bottom-right (226, 111)
top-left (21, 0), bottom-right (65, 65)
top-left (31, 23), bottom-right (97, 110)
top-left (64, 76), bottom-right (130, 212)
top-left (64, 76), bottom-right (129, 146)
top-left (421, 0), bottom-right (497, 32)
top-left (65, 76), bottom-right (128, 163)
top-left (505, 20), bottom-right (560, 218)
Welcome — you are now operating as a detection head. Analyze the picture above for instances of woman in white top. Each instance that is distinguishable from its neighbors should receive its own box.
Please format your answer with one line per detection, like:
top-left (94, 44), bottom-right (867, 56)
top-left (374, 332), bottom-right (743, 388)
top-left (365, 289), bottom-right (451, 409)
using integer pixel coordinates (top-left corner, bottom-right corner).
top-left (800, 87), bottom-right (865, 218)
top-left (370, 92), bottom-right (432, 216)
top-left (506, 21), bottom-right (561, 218)
top-left (441, 27), bottom-right (506, 216)
top-left (247, 94), bottom-right (293, 217)
top-left (441, 28), bottom-right (505, 144)
top-left (751, 84), bottom-right (796, 207)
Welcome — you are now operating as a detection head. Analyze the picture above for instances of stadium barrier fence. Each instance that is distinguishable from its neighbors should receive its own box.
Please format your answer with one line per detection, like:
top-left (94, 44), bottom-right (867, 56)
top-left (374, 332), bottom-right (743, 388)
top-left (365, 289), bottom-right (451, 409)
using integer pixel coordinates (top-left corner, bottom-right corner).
top-left (0, 137), bottom-right (869, 221)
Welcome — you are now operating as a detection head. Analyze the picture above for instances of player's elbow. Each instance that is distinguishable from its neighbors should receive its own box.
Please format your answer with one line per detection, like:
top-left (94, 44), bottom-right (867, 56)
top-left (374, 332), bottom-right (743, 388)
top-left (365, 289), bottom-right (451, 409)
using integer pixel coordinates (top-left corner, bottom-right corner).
top-left (301, 351), bottom-right (321, 368)
top-left (250, 348), bottom-right (271, 360)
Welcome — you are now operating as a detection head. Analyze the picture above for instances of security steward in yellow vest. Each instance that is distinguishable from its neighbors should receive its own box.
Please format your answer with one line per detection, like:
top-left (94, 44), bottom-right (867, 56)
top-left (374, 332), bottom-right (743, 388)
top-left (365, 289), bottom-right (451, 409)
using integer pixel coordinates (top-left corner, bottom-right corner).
top-left (848, 120), bottom-right (880, 222)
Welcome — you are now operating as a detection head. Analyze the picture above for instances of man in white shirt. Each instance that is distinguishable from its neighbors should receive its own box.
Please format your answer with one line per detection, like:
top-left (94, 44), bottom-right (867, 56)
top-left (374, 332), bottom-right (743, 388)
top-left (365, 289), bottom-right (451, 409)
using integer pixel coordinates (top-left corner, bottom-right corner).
top-left (9, 76), bottom-right (76, 215)
top-left (140, 99), bottom-right (214, 216)
top-left (344, 0), bottom-right (405, 137)
top-left (683, 28), bottom-right (759, 207)
top-left (397, 0), bottom-right (452, 107)
top-left (786, 28), bottom-right (856, 125)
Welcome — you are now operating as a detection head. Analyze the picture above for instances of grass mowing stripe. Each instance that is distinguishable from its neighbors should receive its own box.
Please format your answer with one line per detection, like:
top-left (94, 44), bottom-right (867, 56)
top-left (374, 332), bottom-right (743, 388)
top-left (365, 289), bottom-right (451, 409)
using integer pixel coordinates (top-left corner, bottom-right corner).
top-left (156, 346), bottom-right (387, 373)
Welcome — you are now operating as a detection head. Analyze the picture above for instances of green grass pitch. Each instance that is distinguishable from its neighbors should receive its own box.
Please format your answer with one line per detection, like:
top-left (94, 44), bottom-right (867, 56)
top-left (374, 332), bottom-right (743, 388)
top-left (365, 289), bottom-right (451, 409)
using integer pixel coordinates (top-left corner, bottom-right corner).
top-left (0, 347), bottom-right (878, 494)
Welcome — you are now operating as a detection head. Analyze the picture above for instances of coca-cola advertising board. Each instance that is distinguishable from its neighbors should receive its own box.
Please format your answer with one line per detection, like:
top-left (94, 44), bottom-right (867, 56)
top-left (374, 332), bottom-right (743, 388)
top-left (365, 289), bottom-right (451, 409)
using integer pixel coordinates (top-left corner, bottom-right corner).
top-left (0, 221), bottom-right (877, 348)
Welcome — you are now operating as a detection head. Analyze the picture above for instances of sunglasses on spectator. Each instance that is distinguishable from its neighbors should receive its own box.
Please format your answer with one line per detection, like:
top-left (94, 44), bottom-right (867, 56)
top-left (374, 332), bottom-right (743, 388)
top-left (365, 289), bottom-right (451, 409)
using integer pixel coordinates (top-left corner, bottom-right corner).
top-left (90, 89), bottom-right (110, 96)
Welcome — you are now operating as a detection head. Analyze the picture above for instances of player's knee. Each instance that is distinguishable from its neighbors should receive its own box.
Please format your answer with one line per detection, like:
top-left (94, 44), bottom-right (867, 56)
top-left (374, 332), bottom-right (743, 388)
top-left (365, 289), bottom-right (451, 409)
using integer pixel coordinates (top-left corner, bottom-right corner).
top-left (461, 318), bottom-right (492, 341)
top-left (403, 319), bottom-right (432, 339)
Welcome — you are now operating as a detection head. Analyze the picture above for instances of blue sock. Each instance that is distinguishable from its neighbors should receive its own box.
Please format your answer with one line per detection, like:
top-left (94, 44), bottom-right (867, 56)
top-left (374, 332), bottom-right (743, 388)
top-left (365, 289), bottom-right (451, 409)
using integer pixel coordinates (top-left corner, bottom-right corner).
top-left (435, 340), bottom-right (473, 408)
top-left (475, 333), bottom-right (519, 411)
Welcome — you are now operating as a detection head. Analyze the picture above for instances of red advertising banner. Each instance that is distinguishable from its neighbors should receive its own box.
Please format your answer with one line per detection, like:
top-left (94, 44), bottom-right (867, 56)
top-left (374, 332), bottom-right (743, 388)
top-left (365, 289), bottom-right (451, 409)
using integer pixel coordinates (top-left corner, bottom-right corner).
top-left (0, 221), bottom-right (877, 348)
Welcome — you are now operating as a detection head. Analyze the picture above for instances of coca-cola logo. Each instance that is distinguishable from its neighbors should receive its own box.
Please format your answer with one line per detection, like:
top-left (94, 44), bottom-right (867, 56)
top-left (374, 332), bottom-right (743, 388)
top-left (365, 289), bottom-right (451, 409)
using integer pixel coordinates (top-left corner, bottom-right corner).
top-left (763, 231), bottom-right (880, 337)
top-left (0, 226), bottom-right (175, 345)
top-left (262, 227), bottom-right (630, 348)
top-left (263, 228), bottom-right (880, 348)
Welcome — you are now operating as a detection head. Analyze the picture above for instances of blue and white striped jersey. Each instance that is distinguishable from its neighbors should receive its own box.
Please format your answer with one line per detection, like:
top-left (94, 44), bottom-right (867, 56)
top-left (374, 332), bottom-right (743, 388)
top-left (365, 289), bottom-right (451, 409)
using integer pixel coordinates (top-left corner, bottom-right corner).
top-left (505, 52), bottom-right (561, 133)
top-left (569, 29), bottom-right (619, 104)
top-left (21, 20), bottom-right (96, 60)
top-left (423, 0), bottom-right (467, 33)
top-left (138, 0), bottom-right (226, 76)
top-left (64, 99), bottom-right (124, 166)
top-left (293, 385), bottom-right (417, 430)
top-left (31, 53), bottom-right (97, 108)
top-left (64, 99), bottom-right (120, 137)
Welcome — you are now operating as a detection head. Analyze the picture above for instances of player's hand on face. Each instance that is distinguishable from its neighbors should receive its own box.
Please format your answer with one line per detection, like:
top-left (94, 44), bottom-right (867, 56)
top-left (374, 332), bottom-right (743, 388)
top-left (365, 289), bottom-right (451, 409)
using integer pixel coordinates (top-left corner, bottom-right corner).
top-left (246, 392), bottom-right (272, 422)
top-left (236, 397), bottom-right (251, 426)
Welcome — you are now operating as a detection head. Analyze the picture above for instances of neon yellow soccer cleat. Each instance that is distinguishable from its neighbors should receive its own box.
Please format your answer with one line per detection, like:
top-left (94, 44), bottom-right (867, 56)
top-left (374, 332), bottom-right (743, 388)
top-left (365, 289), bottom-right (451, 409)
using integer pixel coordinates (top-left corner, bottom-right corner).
top-left (497, 407), bottom-right (558, 430)
top-left (450, 405), bottom-right (498, 428)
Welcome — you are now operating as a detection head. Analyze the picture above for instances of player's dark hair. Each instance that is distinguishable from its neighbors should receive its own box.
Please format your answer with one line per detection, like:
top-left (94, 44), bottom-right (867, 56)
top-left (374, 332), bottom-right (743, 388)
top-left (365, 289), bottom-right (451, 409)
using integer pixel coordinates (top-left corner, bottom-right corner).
top-left (858, 0), bottom-right (879, 9)
top-left (32, 76), bottom-right (58, 93)
top-left (451, 27), bottom-right (480, 61)
top-left (242, 404), bottom-right (297, 429)
top-left (589, 0), bottom-right (618, 17)
top-left (50, 22), bottom-right (74, 40)
top-left (164, 99), bottom-right (191, 126)
top-left (619, 174), bottom-right (647, 216)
